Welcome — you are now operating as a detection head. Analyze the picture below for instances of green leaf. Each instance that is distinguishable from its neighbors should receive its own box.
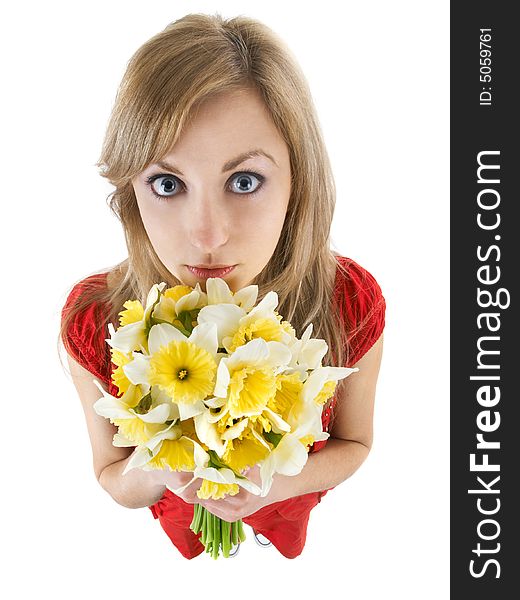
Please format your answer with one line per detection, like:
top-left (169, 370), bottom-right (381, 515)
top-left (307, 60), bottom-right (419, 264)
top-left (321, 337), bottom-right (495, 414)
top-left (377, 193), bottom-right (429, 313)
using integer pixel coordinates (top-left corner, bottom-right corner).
top-left (133, 392), bottom-right (152, 414)
top-left (264, 430), bottom-right (283, 448)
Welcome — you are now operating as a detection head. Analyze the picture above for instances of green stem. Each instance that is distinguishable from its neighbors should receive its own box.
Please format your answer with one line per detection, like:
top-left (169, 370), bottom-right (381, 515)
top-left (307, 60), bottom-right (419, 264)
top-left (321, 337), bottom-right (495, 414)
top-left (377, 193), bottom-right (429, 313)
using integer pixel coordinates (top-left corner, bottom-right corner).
top-left (237, 519), bottom-right (247, 543)
top-left (231, 520), bottom-right (238, 546)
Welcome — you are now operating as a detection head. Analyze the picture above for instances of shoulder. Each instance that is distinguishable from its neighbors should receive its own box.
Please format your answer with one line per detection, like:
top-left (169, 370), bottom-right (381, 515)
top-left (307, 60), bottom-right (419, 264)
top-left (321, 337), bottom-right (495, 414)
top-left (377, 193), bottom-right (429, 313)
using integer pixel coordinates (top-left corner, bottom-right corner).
top-left (63, 272), bottom-right (109, 306)
top-left (333, 255), bottom-right (385, 317)
top-left (332, 254), bottom-right (386, 365)
top-left (61, 272), bottom-right (111, 381)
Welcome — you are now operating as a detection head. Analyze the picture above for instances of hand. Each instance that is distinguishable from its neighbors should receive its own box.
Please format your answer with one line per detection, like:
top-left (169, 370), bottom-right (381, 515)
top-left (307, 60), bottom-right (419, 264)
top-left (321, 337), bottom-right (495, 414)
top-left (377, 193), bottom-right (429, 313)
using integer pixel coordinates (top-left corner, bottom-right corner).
top-left (148, 468), bottom-right (201, 504)
top-left (196, 466), bottom-right (285, 522)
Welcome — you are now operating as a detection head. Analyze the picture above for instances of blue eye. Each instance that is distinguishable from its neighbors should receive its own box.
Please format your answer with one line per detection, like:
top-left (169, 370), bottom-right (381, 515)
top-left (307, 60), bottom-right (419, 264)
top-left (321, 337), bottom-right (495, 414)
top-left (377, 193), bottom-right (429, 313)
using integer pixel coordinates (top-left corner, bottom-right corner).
top-left (145, 171), bottom-right (265, 201)
top-left (229, 172), bottom-right (264, 194)
top-left (146, 174), bottom-right (181, 198)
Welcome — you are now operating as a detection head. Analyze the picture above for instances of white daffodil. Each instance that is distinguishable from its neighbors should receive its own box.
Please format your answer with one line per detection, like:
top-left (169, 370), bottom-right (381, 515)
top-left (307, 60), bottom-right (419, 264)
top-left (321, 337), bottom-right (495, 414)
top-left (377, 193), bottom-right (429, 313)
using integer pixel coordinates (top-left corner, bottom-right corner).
top-left (301, 365), bottom-right (358, 405)
top-left (205, 277), bottom-right (258, 310)
top-left (196, 278), bottom-right (258, 348)
top-left (152, 282), bottom-right (208, 326)
top-left (123, 321), bottom-right (220, 419)
top-left (286, 323), bottom-right (329, 375)
top-left (123, 420), bottom-right (203, 475)
top-left (166, 442), bottom-right (263, 498)
top-left (258, 400), bottom-right (329, 497)
top-left (215, 288), bottom-right (295, 354)
top-left (106, 282), bottom-right (167, 354)
top-left (92, 379), bottom-right (176, 447)
top-left (193, 409), bottom-right (227, 458)
top-left (213, 337), bottom-right (292, 419)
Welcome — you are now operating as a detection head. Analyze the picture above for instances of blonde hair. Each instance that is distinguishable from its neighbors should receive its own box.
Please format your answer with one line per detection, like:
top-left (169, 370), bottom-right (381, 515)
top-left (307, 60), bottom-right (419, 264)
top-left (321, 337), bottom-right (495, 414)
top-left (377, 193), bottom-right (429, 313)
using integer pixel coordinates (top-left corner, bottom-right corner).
top-left (59, 12), bottom-right (353, 424)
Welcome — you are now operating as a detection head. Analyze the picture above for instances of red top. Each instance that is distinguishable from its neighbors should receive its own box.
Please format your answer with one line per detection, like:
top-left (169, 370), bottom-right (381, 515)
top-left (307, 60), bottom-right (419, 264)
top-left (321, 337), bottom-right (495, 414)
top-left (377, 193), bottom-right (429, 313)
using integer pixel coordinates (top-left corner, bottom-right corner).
top-left (62, 255), bottom-right (385, 558)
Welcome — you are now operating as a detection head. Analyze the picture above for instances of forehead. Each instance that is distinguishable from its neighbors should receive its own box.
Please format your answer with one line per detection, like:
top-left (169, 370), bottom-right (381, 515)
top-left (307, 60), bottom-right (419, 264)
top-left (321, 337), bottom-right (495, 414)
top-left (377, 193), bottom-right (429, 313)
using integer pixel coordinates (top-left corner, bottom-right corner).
top-left (165, 88), bottom-right (288, 164)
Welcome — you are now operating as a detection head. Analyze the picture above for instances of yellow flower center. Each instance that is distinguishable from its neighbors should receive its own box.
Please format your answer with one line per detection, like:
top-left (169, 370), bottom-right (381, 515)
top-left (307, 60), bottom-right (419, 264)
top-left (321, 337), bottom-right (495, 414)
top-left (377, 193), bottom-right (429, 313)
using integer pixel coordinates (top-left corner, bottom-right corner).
top-left (149, 340), bottom-right (217, 404)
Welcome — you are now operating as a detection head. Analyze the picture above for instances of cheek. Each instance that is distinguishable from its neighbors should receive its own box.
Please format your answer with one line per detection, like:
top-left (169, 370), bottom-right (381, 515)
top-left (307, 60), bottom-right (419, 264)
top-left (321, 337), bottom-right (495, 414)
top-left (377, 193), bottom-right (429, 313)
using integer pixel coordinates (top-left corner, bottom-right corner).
top-left (243, 199), bottom-right (287, 240)
top-left (137, 201), bottom-right (182, 250)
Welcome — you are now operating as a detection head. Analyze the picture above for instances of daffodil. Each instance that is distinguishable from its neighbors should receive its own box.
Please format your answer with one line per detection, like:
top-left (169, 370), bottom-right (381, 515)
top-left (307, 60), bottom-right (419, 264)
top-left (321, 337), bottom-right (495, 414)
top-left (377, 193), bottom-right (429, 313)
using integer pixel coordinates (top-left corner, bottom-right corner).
top-left (168, 443), bottom-right (263, 499)
top-left (123, 321), bottom-right (220, 420)
top-left (224, 291), bottom-right (296, 352)
top-left (110, 348), bottom-right (134, 396)
top-left (152, 283), bottom-right (208, 335)
top-left (284, 323), bottom-right (330, 381)
top-left (221, 427), bottom-right (270, 474)
top-left (213, 337), bottom-right (291, 418)
top-left (122, 420), bottom-right (205, 475)
top-left (301, 365), bottom-right (358, 405)
top-left (257, 399), bottom-right (328, 497)
top-left (92, 379), bottom-right (176, 447)
top-left (106, 282), bottom-right (166, 354)
top-left (205, 277), bottom-right (258, 310)
top-left (196, 278), bottom-right (258, 348)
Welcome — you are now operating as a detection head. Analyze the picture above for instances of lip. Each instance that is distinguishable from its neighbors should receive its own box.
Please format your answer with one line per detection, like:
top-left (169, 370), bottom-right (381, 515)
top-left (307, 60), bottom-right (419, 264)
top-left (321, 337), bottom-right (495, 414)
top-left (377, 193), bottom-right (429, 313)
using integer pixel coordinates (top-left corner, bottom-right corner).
top-left (186, 264), bottom-right (236, 278)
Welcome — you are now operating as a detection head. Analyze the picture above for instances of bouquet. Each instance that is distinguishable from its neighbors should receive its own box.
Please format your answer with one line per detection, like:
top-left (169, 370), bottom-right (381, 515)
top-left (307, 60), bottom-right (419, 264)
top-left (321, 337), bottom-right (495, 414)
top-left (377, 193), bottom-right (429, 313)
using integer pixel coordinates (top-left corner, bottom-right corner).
top-left (92, 278), bottom-right (357, 559)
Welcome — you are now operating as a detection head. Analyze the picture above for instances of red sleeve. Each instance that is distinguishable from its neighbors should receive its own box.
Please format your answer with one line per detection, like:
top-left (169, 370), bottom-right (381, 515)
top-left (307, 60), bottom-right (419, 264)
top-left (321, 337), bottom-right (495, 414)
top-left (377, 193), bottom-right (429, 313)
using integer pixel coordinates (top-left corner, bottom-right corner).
top-left (334, 256), bottom-right (386, 366)
top-left (61, 273), bottom-right (111, 383)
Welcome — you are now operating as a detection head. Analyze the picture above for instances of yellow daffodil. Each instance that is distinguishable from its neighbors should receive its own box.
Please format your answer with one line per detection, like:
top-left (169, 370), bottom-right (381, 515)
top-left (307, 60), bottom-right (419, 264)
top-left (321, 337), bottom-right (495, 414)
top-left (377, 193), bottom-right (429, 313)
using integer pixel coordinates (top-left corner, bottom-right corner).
top-left (92, 379), bottom-right (176, 447)
top-left (197, 480), bottom-right (239, 500)
top-left (118, 299), bottom-right (144, 326)
top-left (122, 420), bottom-right (203, 475)
top-left (226, 316), bottom-right (285, 353)
top-left (267, 372), bottom-right (304, 422)
top-left (110, 348), bottom-right (134, 396)
top-left (167, 443), bottom-right (263, 500)
top-left (223, 292), bottom-right (294, 352)
top-left (152, 283), bottom-right (207, 326)
top-left (214, 337), bottom-right (291, 418)
top-left (119, 321), bottom-right (220, 420)
top-left (106, 282), bottom-right (166, 354)
top-left (301, 365), bottom-right (358, 404)
top-left (150, 340), bottom-right (217, 403)
top-left (196, 278), bottom-right (258, 348)
top-left (221, 430), bottom-right (270, 473)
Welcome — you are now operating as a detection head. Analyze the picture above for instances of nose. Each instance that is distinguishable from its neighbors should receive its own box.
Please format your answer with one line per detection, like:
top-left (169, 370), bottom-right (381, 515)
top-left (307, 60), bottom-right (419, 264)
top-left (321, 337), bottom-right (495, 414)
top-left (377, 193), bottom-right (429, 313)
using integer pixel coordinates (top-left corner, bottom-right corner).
top-left (187, 192), bottom-right (230, 253)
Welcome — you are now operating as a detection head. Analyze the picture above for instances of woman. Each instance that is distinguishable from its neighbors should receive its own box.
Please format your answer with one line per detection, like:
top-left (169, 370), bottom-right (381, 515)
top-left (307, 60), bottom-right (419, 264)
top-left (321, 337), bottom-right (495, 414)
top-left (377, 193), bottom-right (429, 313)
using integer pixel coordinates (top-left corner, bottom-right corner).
top-left (60, 12), bottom-right (385, 559)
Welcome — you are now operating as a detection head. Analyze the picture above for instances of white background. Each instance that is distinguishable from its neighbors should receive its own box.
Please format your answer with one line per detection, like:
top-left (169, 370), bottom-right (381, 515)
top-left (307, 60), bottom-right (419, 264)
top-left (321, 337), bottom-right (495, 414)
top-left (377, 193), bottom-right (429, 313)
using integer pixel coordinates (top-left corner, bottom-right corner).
top-left (1, 1), bottom-right (449, 598)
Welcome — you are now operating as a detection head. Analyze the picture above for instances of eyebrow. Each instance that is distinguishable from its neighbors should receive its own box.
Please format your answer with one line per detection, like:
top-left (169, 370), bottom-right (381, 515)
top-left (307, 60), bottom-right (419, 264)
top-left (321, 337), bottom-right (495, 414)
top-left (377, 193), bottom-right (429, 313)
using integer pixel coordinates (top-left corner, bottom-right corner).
top-left (152, 149), bottom-right (278, 176)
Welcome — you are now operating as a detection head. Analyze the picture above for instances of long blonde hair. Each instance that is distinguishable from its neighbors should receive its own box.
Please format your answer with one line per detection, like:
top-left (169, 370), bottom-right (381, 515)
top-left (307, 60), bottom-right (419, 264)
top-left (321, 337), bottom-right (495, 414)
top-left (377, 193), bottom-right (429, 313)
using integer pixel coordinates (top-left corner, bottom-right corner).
top-left (59, 12), bottom-right (353, 420)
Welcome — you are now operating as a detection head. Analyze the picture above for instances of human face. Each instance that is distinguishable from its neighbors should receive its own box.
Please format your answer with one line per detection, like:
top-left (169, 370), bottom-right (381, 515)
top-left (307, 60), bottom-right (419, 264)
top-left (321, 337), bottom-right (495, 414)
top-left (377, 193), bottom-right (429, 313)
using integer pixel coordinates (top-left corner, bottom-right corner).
top-left (132, 87), bottom-right (292, 293)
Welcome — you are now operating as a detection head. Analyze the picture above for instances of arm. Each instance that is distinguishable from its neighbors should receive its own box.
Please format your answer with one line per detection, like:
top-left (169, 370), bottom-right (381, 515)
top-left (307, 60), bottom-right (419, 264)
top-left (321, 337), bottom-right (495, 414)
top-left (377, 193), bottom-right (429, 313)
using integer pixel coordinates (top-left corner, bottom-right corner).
top-left (66, 353), bottom-right (168, 508)
top-left (276, 332), bottom-right (384, 500)
top-left (198, 334), bottom-right (384, 520)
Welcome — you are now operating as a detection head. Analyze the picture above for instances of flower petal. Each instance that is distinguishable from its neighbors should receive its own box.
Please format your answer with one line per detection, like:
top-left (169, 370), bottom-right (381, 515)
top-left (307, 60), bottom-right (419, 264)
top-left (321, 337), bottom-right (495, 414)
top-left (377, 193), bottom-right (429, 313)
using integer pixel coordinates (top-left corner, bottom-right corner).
top-left (122, 446), bottom-right (154, 475)
top-left (148, 322), bottom-right (187, 355)
top-left (175, 288), bottom-right (201, 313)
top-left (221, 417), bottom-right (249, 441)
top-left (214, 358), bottom-right (230, 398)
top-left (247, 290), bottom-right (279, 317)
top-left (205, 278), bottom-right (234, 304)
top-left (178, 399), bottom-right (206, 421)
top-left (123, 352), bottom-right (151, 386)
top-left (107, 321), bottom-right (146, 354)
top-left (228, 338), bottom-right (269, 369)
top-left (194, 411), bottom-right (226, 457)
top-left (188, 322), bottom-right (218, 358)
top-left (262, 407), bottom-right (291, 433)
top-left (112, 432), bottom-right (135, 447)
top-left (197, 303), bottom-right (245, 347)
top-left (265, 341), bottom-right (292, 368)
top-left (273, 434), bottom-right (309, 476)
top-left (232, 285), bottom-right (258, 312)
top-left (131, 402), bottom-right (171, 424)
